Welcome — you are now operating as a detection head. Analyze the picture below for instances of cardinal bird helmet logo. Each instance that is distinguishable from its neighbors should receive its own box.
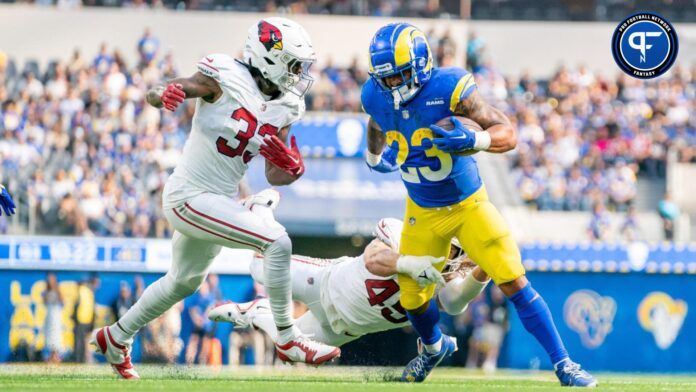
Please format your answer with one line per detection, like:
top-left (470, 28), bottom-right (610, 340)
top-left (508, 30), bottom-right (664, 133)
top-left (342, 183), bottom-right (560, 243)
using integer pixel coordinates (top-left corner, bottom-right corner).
top-left (258, 21), bottom-right (283, 51)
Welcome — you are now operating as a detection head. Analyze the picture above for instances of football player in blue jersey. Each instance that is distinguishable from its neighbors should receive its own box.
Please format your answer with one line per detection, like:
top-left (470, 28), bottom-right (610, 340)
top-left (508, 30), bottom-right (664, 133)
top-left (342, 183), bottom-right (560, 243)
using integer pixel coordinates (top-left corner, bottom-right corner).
top-left (361, 23), bottom-right (596, 387)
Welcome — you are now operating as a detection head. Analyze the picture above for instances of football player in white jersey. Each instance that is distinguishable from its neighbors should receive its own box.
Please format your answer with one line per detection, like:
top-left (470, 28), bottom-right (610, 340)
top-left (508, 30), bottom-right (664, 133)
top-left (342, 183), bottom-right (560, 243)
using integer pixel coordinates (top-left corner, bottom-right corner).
top-left (90, 18), bottom-right (340, 378)
top-left (208, 190), bottom-right (491, 348)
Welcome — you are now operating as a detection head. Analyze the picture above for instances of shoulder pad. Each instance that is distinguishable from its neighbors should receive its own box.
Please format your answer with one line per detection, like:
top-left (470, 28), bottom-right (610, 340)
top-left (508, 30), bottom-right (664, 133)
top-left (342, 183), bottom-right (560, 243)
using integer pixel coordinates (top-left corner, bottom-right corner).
top-left (196, 53), bottom-right (235, 82)
top-left (436, 67), bottom-right (477, 112)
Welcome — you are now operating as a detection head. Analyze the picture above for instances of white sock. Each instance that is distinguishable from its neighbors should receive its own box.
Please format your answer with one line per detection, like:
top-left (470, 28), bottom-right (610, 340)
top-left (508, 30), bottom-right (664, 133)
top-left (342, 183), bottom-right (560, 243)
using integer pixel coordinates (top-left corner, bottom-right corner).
top-left (263, 235), bottom-right (294, 328)
top-left (438, 273), bottom-right (490, 315)
top-left (111, 273), bottom-right (188, 343)
top-left (276, 325), bottom-right (301, 345)
top-left (424, 336), bottom-right (443, 354)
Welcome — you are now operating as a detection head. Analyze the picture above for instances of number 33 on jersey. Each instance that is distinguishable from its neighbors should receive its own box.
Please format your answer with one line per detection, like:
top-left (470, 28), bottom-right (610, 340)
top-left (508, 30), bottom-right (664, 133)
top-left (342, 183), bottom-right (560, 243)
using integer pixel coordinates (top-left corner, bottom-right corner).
top-left (164, 54), bottom-right (305, 209)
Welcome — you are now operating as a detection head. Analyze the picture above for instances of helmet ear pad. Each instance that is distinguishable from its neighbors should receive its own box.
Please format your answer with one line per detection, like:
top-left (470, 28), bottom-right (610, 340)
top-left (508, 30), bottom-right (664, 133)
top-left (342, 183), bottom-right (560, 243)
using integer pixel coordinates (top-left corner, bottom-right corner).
top-left (409, 34), bottom-right (432, 86)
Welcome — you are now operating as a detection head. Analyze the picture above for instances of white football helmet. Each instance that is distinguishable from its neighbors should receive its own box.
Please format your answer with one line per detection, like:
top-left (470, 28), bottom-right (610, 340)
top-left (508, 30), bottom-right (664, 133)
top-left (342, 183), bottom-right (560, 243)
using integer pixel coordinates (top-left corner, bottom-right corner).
top-left (450, 237), bottom-right (464, 259)
top-left (244, 17), bottom-right (316, 97)
top-left (374, 218), bottom-right (404, 251)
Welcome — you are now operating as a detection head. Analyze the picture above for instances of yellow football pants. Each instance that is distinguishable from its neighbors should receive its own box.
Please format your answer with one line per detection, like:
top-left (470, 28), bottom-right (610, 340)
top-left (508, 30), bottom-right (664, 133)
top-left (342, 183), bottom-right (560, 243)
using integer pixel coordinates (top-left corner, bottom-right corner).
top-left (398, 185), bottom-right (525, 310)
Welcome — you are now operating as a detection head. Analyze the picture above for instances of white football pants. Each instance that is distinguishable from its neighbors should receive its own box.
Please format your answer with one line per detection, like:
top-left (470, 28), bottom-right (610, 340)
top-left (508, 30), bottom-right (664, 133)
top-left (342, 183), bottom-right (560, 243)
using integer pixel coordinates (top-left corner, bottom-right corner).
top-left (111, 192), bottom-right (293, 342)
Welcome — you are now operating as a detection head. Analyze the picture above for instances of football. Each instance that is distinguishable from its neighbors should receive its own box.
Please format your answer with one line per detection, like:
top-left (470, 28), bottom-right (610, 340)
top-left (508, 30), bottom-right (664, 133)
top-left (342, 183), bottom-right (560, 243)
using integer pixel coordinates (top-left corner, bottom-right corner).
top-left (433, 116), bottom-right (483, 156)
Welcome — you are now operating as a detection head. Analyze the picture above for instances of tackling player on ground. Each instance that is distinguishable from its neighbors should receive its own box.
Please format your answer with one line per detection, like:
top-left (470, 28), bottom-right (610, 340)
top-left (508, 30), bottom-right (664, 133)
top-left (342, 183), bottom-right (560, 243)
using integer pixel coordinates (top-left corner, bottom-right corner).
top-left (90, 17), bottom-right (340, 379)
top-left (361, 23), bottom-right (596, 386)
top-left (208, 189), bottom-right (491, 347)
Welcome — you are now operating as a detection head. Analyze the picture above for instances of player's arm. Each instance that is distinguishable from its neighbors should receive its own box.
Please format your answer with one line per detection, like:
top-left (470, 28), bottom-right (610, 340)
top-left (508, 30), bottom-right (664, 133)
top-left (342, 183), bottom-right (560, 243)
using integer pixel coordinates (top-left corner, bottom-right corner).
top-left (365, 117), bottom-right (399, 173)
top-left (438, 265), bottom-right (490, 315)
top-left (146, 71), bottom-right (223, 110)
top-left (364, 239), bottom-right (445, 286)
top-left (453, 89), bottom-right (517, 153)
top-left (366, 117), bottom-right (386, 155)
top-left (263, 126), bottom-right (304, 186)
top-left (364, 239), bottom-right (399, 277)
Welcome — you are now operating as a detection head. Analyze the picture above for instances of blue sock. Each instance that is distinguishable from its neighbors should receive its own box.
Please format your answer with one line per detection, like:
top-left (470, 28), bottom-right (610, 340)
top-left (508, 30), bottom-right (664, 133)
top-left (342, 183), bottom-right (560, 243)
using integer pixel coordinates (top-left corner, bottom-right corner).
top-left (509, 283), bottom-right (569, 366)
top-left (406, 299), bottom-right (442, 346)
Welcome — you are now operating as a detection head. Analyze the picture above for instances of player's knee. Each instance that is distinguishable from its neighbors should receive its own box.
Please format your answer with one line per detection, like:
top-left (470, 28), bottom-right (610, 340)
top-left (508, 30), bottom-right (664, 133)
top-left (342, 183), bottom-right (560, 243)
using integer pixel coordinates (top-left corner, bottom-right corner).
top-left (262, 234), bottom-right (292, 287)
top-left (498, 275), bottom-right (528, 297)
top-left (167, 271), bottom-right (205, 297)
top-left (264, 234), bottom-right (292, 259)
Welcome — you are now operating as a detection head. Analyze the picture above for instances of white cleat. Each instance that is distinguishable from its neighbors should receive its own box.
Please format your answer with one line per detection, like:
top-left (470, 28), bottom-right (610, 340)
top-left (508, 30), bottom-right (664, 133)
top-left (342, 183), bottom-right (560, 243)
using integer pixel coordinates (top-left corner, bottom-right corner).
top-left (90, 326), bottom-right (139, 380)
top-left (207, 298), bottom-right (269, 328)
top-left (243, 188), bottom-right (280, 211)
top-left (275, 329), bottom-right (341, 366)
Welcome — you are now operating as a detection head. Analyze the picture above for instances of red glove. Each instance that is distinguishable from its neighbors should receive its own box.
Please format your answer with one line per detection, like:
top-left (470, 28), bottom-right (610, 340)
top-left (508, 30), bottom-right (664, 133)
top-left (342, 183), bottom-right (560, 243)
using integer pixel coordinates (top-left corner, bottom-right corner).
top-left (160, 83), bottom-right (185, 111)
top-left (259, 135), bottom-right (305, 177)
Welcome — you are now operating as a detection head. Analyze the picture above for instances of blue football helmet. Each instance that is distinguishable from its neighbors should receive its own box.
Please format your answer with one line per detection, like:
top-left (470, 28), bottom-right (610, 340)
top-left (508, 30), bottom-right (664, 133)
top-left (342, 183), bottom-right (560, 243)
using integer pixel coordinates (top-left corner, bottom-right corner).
top-left (368, 23), bottom-right (433, 106)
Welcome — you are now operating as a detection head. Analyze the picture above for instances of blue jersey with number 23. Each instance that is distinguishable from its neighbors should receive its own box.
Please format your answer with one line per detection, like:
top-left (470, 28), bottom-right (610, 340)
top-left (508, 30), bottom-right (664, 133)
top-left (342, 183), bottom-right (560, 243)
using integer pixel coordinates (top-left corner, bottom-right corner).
top-left (361, 67), bottom-right (482, 208)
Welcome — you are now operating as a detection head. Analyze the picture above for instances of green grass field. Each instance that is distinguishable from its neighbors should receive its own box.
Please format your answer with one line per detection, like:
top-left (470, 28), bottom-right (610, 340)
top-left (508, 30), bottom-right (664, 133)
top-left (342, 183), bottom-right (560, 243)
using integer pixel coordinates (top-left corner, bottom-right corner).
top-left (1, 364), bottom-right (695, 391)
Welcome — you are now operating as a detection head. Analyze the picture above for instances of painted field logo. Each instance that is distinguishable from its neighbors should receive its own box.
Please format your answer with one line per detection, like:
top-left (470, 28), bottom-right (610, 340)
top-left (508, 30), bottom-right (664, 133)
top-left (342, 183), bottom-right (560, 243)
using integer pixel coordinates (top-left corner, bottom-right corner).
top-left (611, 12), bottom-right (678, 79)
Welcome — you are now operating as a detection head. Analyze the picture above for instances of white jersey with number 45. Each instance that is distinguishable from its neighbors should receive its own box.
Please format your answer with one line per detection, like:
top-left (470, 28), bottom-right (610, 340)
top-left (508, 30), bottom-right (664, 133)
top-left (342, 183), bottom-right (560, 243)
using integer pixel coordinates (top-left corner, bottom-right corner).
top-left (163, 54), bottom-right (305, 209)
top-left (320, 255), bottom-right (410, 336)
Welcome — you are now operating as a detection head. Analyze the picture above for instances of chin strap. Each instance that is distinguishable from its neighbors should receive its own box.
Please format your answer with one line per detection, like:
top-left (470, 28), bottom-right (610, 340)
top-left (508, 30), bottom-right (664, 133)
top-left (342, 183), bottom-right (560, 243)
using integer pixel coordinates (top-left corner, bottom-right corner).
top-left (392, 90), bottom-right (402, 110)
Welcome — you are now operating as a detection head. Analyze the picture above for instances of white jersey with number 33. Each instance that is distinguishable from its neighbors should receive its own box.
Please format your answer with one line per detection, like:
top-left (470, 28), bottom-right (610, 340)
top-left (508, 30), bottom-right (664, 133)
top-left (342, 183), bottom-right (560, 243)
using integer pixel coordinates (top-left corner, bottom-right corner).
top-left (163, 54), bottom-right (305, 209)
top-left (320, 255), bottom-right (410, 336)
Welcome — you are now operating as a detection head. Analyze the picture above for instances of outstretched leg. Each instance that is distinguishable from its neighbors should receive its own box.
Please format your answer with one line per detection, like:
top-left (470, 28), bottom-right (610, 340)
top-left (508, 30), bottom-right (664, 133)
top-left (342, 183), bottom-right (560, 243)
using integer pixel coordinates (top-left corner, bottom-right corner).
top-left (94, 231), bottom-right (220, 379)
top-left (456, 192), bottom-right (597, 387)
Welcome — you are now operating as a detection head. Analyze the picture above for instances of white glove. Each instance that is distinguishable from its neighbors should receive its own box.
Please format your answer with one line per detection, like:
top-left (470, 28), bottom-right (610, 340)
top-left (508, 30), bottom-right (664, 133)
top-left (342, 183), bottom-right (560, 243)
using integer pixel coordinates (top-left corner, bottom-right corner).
top-left (396, 255), bottom-right (446, 288)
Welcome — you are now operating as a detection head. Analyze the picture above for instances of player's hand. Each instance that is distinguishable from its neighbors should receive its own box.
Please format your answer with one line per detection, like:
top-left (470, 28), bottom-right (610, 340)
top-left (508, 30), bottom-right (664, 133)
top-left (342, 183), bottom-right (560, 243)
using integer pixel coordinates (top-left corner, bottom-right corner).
top-left (430, 117), bottom-right (476, 153)
top-left (160, 83), bottom-right (186, 111)
top-left (396, 255), bottom-right (446, 288)
top-left (260, 135), bottom-right (305, 177)
top-left (366, 145), bottom-right (399, 173)
top-left (0, 185), bottom-right (16, 216)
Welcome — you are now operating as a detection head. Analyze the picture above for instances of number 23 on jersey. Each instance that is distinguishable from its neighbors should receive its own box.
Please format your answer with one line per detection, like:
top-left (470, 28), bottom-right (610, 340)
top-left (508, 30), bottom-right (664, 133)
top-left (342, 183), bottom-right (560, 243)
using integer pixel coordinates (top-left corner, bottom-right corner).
top-left (386, 128), bottom-right (453, 184)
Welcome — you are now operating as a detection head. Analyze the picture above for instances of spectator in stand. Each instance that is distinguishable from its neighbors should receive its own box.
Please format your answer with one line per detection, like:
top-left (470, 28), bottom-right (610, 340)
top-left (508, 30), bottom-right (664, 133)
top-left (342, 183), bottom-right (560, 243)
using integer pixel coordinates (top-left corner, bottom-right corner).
top-left (134, 275), bottom-right (145, 298)
top-left (658, 192), bottom-right (680, 241)
top-left (93, 43), bottom-right (113, 75)
top-left (184, 280), bottom-right (216, 365)
top-left (466, 32), bottom-right (485, 73)
top-left (503, 61), bottom-right (695, 212)
top-left (72, 275), bottom-right (98, 363)
top-left (137, 27), bottom-right (160, 68)
top-left (207, 273), bottom-right (223, 303)
top-left (112, 281), bottom-right (135, 320)
top-left (43, 273), bottom-right (64, 363)
top-left (565, 165), bottom-right (589, 211)
top-left (464, 286), bottom-right (508, 373)
top-left (588, 201), bottom-right (611, 241)
top-left (621, 205), bottom-right (641, 241)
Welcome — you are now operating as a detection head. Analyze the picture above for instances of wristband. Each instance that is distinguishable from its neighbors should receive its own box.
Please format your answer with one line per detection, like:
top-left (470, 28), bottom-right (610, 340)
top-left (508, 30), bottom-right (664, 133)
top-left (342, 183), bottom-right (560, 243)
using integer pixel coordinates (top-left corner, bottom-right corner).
top-left (474, 131), bottom-right (492, 151)
top-left (366, 150), bottom-right (382, 166)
